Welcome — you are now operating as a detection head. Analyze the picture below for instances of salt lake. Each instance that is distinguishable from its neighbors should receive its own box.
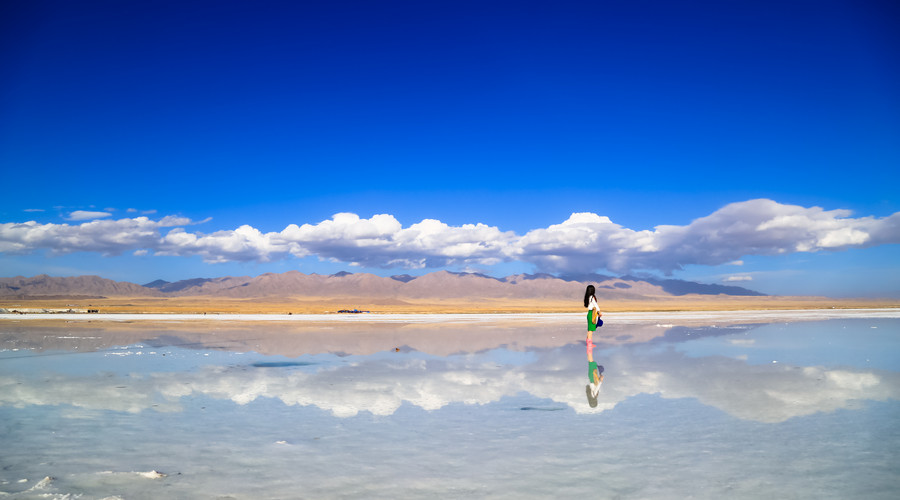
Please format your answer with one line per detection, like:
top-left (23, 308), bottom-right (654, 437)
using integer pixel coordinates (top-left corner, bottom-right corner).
top-left (1, 310), bottom-right (898, 499)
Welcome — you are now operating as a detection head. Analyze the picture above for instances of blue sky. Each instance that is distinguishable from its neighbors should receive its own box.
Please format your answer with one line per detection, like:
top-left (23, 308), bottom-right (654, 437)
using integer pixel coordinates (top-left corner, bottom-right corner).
top-left (1, 0), bottom-right (898, 298)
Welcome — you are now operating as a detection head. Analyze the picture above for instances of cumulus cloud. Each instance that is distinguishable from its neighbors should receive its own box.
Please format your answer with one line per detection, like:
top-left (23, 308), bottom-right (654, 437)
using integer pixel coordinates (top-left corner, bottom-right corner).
top-left (514, 212), bottom-right (655, 273)
top-left (278, 213), bottom-right (516, 268)
top-left (516, 199), bottom-right (900, 273)
top-left (1, 199), bottom-right (898, 273)
top-left (0, 216), bottom-right (194, 255)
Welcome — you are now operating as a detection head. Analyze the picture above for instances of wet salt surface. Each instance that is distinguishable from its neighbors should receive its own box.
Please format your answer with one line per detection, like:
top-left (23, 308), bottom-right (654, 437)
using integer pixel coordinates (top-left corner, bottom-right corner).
top-left (1, 312), bottom-right (899, 499)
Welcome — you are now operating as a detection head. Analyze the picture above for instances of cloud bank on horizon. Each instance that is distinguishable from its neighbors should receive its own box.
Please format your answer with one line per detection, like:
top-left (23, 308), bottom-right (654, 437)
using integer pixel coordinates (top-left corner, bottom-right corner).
top-left (3, 199), bottom-right (898, 276)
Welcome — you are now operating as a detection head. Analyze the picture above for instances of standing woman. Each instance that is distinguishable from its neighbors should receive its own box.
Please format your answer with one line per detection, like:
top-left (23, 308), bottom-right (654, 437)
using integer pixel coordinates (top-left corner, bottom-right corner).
top-left (584, 284), bottom-right (603, 338)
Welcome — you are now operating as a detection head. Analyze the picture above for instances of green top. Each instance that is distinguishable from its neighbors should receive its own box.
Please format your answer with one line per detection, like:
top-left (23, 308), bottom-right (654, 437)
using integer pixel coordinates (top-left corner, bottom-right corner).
top-left (588, 361), bottom-right (599, 383)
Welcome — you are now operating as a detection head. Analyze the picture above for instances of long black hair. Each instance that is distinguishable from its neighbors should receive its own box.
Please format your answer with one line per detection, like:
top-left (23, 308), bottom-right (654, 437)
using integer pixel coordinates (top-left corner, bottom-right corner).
top-left (583, 285), bottom-right (596, 308)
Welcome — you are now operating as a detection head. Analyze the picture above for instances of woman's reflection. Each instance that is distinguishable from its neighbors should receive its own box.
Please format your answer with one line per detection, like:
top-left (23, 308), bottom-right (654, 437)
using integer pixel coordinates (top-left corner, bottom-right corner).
top-left (586, 334), bottom-right (604, 407)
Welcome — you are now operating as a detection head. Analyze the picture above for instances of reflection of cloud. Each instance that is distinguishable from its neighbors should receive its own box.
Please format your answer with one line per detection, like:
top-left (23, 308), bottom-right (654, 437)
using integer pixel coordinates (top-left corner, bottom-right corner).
top-left (185, 358), bottom-right (528, 418)
top-left (2, 199), bottom-right (898, 272)
top-left (0, 373), bottom-right (182, 413)
top-left (2, 347), bottom-right (897, 423)
top-left (599, 352), bottom-right (899, 423)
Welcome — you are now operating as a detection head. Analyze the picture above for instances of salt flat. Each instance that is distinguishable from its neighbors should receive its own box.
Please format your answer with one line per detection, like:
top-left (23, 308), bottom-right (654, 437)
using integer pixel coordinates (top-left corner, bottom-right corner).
top-left (2, 307), bottom-right (899, 325)
top-left (2, 314), bottom-right (898, 499)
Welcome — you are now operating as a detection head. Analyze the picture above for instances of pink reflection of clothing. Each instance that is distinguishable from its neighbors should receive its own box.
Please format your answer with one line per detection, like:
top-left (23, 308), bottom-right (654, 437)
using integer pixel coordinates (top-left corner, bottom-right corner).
top-left (586, 338), bottom-right (595, 353)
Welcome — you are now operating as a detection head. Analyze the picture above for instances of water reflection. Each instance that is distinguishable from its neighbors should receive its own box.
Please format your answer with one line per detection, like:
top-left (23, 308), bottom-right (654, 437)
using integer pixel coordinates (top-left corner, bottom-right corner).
top-left (1, 318), bottom-right (897, 422)
top-left (3, 314), bottom-right (899, 499)
top-left (585, 333), bottom-right (604, 408)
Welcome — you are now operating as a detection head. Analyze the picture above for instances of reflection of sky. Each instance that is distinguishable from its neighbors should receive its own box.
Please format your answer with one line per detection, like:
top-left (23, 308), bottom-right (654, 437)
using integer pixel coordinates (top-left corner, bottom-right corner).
top-left (2, 318), bottom-right (899, 498)
top-left (0, 346), bottom-right (340, 377)
top-left (670, 319), bottom-right (900, 370)
top-left (2, 320), bottom-right (898, 422)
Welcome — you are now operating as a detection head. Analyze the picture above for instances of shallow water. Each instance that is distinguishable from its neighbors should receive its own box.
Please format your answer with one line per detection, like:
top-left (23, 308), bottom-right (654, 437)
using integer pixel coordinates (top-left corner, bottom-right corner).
top-left (1, 313), bottom-right (899, 499)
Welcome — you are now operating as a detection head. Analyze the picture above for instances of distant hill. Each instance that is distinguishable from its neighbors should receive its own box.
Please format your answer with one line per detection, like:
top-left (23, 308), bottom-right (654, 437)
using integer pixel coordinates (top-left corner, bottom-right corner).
top-left (0, 270), bottom-right (766, 300)
top-left (0, 275), bottom-right (160, 298)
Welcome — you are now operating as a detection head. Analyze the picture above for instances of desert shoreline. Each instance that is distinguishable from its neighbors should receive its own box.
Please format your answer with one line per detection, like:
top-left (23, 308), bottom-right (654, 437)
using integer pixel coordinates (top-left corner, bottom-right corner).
top-left (2, 294), bottom-right (899, 316)
top-left (3, 307), bottom-right (899, 326)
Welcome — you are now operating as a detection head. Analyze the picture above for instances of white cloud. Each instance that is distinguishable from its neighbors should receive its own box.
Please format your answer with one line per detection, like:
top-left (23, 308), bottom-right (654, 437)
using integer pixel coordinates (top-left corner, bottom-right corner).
top-left (0, 216), bottom-right (195, 255)
top-left (23, 208), bottom-right (45, 213)
top-left (1, 199), bottom-right (898, 273)
top-left (724, 275), bottom-right (753, 282)
top-left (66, 210), bottom-right (112, 221)
top-left (517, 199), bottom-right (900, 274)
top-left (277, 213), bottom-right (517, 268)
top-left (159, 224), bottom-right (293, 263)
top-left (515, 212), bottom-right (655, 273)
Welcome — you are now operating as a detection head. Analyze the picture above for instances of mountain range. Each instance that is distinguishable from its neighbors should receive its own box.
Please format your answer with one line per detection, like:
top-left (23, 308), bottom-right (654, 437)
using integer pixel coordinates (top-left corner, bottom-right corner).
top-left (0, 270), bottom-right (765, 300)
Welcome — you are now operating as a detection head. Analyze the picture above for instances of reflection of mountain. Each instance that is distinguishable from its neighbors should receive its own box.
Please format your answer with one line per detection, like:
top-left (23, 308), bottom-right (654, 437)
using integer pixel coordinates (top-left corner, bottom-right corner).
top-left (3, 325), bottom-right (896, 422)
top-left (143, 277), bottom-right (218, 293)
top-left (622, 275), bottom-right (767, 296)
top-left (0, 270), bottom-right (764, 299)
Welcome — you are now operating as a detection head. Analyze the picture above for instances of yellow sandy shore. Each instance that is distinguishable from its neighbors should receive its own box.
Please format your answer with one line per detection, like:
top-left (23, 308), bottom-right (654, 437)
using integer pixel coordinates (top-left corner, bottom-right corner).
top-left (1, 295), bottom-right (898, 314)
